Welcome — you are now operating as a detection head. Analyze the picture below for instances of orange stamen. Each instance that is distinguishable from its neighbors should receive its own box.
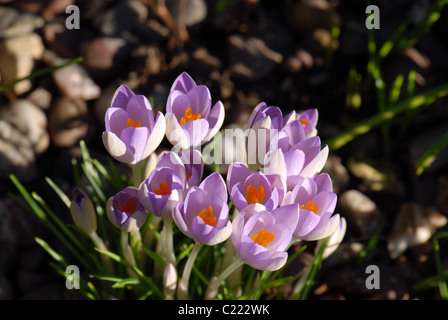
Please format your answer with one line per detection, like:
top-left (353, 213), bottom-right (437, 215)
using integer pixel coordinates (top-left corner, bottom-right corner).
top-left (246, 185), bottom-right (265, 205)
top-left (198, 206), bottom-right (216, 227)
top-left (300, 200), bottom-right (319, 214)
top-left (154, 181), bottom-right (171, 196)
top-left (127, 118), bottom-right (142, 128)
top-left (300, 118), bottom-right (308, 127)
top-left (180, 107), bottom-right (201, 125)
top-left (251, 228), bottom-right (275, 247)
top-left (119, 198), bottom-right (137, 214)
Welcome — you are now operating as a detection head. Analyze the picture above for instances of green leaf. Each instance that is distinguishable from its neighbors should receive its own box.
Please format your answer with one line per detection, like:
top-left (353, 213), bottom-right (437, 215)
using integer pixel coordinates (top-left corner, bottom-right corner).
top-left (415, 130), bottom-right (448, 176)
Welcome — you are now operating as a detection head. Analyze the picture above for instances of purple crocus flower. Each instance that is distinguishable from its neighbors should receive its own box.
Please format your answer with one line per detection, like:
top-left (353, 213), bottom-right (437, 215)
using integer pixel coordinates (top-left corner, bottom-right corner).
top-left (165, 72), bottom-right (224, 149)
top-left (138, 152), bottom-right (187, 220)
top-left (264, 135), bottom-right (329, 191)
top-left (282, 174), bottom-right (340, 241)
top-left (106, 186), bottom-right (147, 232)
top-left (173, 172), bottom-right (231, 246)
top-left (230, 204), bottom-right (299, 271)
top-left (246, 102), bottom-right (284, 170)
top-left (70, 188), bottom-right (97, 234)
top-left (177, 149), bottom-right (204, 188)
top-left (227, 162), bottom-right (286, 212)
top-left (102, 85), bottom-right (166, 165)
top-left (283, 108), bottom-right (318, 139)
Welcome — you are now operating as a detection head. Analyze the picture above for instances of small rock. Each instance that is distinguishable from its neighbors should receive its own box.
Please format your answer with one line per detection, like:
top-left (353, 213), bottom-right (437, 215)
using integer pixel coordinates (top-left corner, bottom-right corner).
top-left (322, 153), bottom-right (350, 193)
top-left (48, 96), bottom-right (90, 148)
top-left (166, 0), bottom-right (207, 27)
top-left (228, 35), bottom-right (283, 81)
top-left (338, 189), bottom-right (385, 237)
top-left (0, 33), bottom-right (45, 94)
top-left (347, 157), bottom-right (405, 196)
top-left (93, 0), bottom-right (148, 37)
top-left (0, 99), bottom-right (49, 179)
top-left (42, 50), bottom-right (101, 101)
top-left (79, 36), bottom-right (135, 82)
top-left (287, 0), bottom-right (341, 34)
top-left (26, 87), bottom-right (52, 110)
top-left (0, 6), bottom-right (44, 38)
top-left (43, 19), bottom-right (80, 58)
top-left (388, 202), bottom-right (447, 259)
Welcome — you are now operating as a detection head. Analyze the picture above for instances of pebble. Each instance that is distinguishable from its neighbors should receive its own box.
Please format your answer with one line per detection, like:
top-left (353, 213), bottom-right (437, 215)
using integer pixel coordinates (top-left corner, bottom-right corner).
top-left (338, 189), bottom-right (385, 237)
top-left (228, 35), bottom-right (283, 81)
top-left (48, 96), bottom-right (90, 148)
top-left (0, 99), bottom-right (49, 180)
top-left (42, 50), bottom-right (101, 101)
top-left (0, 33), bottom-right (45, 94)
top-left (287, 0), bottom-right (341, 34)
top-left (322, 153), bottom-right (350, 193)
top-left (166, 0), bottom-right (208, 27)
top-left (387, 202), bottom-right (447, 259)
top-left (0, 6), bottom-right (44, 38)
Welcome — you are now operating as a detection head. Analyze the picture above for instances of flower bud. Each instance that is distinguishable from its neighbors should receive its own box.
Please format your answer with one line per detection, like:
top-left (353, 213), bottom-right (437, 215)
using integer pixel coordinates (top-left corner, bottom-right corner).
top-left (70, 188), bottom-right (97, 233)
top-left (164, 262), bottom-right (177, 300)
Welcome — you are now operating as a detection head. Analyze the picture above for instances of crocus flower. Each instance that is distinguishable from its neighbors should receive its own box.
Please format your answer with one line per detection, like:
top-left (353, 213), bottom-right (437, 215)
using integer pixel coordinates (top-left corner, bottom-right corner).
top-left (264, 136), bottom-right (329, 191)
top-left (227, 162), bottom-right (286, 211)
top-left (102, 85), bottom-right (166, 165)
top-left (283, 108), bottom-right (318, 139)
top-left (282, 174), bottom-right (341, 241)
top-left (138, 152), bottom-right (187, 220)
top-left (320, 216), bottom-right (346, 259)
top-left (246, 102), bottom-right (284, 170)
top-left (230, 204), bottom-right (299, 271)
top-left (165, 72), bottom-right (224, 149)
top-left (70, 188), bottom-right (97, 234)
top-left (173, 172), bottom-right (231, 246)
top-left (106, 186), bottom-right (147, 232)
top-left (177, 149), bottom-right (204, 188)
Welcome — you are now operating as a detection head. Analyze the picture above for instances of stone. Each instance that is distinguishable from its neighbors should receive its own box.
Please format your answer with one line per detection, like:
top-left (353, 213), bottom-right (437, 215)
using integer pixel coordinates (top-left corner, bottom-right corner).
top-left (228, 35), bottom-right (283, 81)
top-left (93, 0), bottom-right (148, 37)
top-left (322, 153), bottom-right (350, 193)
top-left (48, 96), bottom-right (90, 148)
top-left (0, 99), bottom-right (49, 179)
top-left (42, 50), bottom-right (101, 101)
top-left (166, 0), bottom-right (207, 27)
top-left (338, 189), bottom-right (385, 237)
top-left (43, 19), bottom-right (80, 58)
top-left (0, 33), bottom-right (45, 94)
top-left (287, 0), bottom-right (341, 34)
top-left (0, 6), bottom-right (44, 38)
top-left (388, 202), bottom-right (447, 259)
top-left (347, 157), bottom-right (405, 196)
top-left (79, 36), bottom-right (135, 82)
top-left (26, 87), bottom-right (52, 110)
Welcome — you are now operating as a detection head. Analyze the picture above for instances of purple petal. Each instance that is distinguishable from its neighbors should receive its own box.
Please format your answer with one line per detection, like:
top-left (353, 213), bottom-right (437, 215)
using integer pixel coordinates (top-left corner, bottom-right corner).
top-left (227, 162), bottom-right (251, 194)
top-left (105, 107), bottom-right (128, 136)
top-left (199, 172), bottom-right (227, 202)
top-left (166, 90), bottom-right (190, 120)
top-left (120, 127), bottom-right (151, 163)
top-left (126, 95), bottom-right (154, 130)
top-left (111, 85), bottom-right (135, 109)
top-left (170, 72), bottom-right (197, 94)
top-left (186, 85), bottom-right (211, 119)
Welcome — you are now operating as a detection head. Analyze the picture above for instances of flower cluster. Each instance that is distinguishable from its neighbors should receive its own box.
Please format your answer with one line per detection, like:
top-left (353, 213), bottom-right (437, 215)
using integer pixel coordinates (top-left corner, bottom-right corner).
top-left (71, 72), bottom-right (346, 299)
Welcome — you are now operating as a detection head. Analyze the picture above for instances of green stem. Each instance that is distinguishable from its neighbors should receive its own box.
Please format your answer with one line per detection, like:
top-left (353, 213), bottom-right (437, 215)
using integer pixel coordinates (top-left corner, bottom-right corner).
top-left (433, 232), bottom-right (448, 299)
top-left (0, 56), bottom-right (83, 95)
top-left (205, 257), bottom-right (244, 300)
top-left (325, 82), bottom-right (448, 150)
top-left (89, 231), bottom-right (115, 275)
top-left (177, 242), bottom-right (203, 300)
